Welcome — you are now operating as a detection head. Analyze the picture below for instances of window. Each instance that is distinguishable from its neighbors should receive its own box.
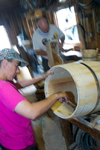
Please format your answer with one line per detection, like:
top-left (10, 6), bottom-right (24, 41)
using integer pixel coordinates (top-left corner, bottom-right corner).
top-left (0, 25), bottom-right (11, 50)
top-left (56, 6), bottom-right (80, 48)
top-left (0, 25), bottom-right (20, 53)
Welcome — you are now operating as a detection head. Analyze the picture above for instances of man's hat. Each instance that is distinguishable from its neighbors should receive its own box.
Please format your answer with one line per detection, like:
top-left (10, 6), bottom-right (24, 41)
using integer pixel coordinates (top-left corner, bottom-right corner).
top-left (0, 48), bottom-right (28, 67)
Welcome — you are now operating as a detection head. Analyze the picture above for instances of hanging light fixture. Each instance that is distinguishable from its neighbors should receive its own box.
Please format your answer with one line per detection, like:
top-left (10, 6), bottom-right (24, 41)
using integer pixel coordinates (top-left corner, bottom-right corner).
top-left (59, 0), bottom-right (66, 2)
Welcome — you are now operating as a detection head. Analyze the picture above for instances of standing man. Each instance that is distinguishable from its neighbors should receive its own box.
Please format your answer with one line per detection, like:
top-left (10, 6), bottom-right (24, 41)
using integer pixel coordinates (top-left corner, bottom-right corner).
top-left (32, 17), bottom-right (65, 72)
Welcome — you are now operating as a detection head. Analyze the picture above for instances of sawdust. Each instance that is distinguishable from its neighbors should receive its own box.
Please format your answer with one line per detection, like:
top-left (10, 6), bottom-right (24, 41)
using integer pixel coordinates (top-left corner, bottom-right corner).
top-left (39, 114), bottom-right (67, 150)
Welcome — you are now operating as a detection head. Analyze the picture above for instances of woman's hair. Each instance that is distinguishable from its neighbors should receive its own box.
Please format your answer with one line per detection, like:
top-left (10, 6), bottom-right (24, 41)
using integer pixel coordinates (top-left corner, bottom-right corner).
top-left (0, 60), bottom-right (2, 66)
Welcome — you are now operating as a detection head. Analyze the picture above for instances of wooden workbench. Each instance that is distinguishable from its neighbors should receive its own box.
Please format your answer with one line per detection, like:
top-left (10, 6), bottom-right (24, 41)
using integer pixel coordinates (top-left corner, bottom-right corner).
top-left (60, 116), bottom-right (100, 150)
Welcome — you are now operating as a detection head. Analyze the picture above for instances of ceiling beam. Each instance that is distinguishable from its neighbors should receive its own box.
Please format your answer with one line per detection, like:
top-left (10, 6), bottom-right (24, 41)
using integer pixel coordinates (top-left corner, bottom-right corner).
top-left (0, 0), bottom-right (20, 10)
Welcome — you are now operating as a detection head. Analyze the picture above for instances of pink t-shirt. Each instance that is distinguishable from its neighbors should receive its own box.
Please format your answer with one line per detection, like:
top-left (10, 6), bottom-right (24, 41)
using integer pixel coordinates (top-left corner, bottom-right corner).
top-left (0, 80), bottom-right (36, 149)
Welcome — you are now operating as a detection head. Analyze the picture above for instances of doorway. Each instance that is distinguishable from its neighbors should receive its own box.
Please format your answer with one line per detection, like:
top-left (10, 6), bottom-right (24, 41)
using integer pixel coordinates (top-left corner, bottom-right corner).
top-left (0, 25), bottom-right (11, 50)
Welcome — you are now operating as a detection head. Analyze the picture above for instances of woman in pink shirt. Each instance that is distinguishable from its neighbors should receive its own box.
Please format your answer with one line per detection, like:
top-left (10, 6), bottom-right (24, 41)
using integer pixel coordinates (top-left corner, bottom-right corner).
top-left (0, 48), bottom-right (68, 150)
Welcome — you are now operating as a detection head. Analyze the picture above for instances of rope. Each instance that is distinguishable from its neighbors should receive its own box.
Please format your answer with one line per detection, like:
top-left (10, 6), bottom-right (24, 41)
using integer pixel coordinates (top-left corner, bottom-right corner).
top-left (94, 0), bottom-right (100, 2)
top-left (78, 24), bottom-right (100, 42)
top-left (94, 2), bottom-right (100, 20)
top-left (78, 0), bottom-right (95, 10)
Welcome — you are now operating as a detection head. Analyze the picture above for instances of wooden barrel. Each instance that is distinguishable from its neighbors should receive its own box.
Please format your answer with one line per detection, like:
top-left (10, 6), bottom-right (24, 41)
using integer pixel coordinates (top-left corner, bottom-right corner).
top-left (81, 49), bottom-right (99, 61)
top-left (44, 61), bottom-right (100, 119)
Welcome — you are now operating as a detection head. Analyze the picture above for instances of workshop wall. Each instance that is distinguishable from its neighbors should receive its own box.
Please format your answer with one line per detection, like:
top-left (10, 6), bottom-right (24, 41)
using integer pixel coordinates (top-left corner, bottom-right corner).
top-left (0, 8), bottom-right (33, 77)
top-left (0, 0), bottom-right (100, 57)
top-left (76, 0), bottom-right (100, 50)
top-left (22, 0), bottom-right (100, 50)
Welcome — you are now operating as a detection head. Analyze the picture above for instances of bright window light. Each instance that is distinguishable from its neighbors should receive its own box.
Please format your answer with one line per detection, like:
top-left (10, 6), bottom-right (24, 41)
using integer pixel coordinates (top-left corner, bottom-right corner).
top-left (0, 25), bottom-right (11, 50)
top-left (56, 7), bottom-right (80, 44)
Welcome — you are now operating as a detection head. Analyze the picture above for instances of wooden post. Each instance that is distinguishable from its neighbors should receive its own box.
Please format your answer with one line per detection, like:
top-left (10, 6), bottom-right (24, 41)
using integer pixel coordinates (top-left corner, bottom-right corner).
top-left (60, 119), bottom-right (73, 150)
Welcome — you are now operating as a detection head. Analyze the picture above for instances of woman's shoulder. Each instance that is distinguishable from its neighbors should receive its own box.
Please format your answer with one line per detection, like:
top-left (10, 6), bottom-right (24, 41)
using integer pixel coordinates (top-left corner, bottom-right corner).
top-left (0, 80), bottom-right (16, 90)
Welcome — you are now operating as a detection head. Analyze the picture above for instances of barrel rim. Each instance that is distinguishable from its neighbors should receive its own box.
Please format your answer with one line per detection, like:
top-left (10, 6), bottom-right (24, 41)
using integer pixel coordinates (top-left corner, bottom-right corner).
top-left (81, 62), bottom-right (100, 114)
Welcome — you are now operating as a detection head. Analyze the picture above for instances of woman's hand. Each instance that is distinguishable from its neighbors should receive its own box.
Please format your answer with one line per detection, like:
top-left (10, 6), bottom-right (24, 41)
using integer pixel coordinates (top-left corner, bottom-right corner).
top-left (43, 71), bottom-right (54, 79)
top-left (56, 92), bottom-right (69, 103)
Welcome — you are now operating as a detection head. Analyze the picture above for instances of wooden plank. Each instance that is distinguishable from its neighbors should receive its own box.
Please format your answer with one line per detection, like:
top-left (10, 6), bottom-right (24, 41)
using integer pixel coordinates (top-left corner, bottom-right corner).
top-left (22, 18), bottom-right (31, 40)
top-left (86, 17), bottom-right (91, 43)
top-left (74, 1), bottom-right (86, 50)
top-left (26, 17), bottom-right (33, 39)
top-left (92, 10), bottom-right (97, 48)
top-left (46, 42), bottom-right (55, 68)
top-left (46, 41), bottom-right (63, 68)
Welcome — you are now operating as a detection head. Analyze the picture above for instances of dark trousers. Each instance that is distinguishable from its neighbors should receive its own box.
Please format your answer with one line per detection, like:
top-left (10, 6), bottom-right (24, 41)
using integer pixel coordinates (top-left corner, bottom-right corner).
top-left (0, 144), bottom-right (38, 150)
top-left (42, 57), bottom-right (50, 72)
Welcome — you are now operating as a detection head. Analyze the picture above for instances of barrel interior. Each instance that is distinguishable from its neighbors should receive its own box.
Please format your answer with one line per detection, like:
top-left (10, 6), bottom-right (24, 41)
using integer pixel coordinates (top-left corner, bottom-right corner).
top-left (45, 66), bottom-right (78, 119)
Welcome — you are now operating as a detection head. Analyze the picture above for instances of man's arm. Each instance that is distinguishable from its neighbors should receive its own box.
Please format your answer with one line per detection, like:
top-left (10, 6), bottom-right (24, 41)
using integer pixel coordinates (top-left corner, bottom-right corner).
top-left (59, 35), bottom-right (80, 52)
top-left (35, 49), bottom-right (48, 56)
top-left (59, 35), bottom-right (65, 51)
top-left (35, 49), bottom-right (61, 60)
top-left (60, 35), bottom-right (65, 44)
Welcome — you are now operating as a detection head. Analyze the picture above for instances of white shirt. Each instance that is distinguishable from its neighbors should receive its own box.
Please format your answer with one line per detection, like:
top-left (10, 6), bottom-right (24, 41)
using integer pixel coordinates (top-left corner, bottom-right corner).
top-left (32, 24), bottom-right (64, 59)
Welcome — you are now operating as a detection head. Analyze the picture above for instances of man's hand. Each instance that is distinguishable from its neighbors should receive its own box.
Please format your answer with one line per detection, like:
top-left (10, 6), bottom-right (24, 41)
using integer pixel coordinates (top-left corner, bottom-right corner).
top-left (59, 42), bottom-right (63, 50)
top-left (73, 46), bottom-right (80, 52)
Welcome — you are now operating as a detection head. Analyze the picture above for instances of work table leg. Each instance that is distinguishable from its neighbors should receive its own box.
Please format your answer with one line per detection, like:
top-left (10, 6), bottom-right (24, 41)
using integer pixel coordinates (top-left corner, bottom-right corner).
top-left (60, 119), bottom-right (73, 150)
